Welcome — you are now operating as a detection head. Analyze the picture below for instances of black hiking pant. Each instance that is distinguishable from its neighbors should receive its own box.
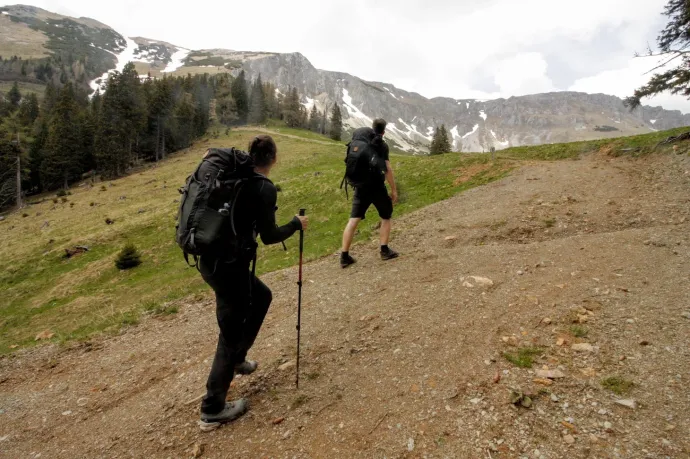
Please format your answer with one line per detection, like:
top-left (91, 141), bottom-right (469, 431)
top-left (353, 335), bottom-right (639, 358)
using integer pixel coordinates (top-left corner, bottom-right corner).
top-left (198, 255), bottom-right (272, 415)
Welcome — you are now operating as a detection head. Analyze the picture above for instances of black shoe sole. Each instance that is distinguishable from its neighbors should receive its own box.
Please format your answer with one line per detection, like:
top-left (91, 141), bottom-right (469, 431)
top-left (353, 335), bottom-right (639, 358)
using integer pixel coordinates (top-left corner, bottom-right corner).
top-left (381, 253), bottom-right (399, 261)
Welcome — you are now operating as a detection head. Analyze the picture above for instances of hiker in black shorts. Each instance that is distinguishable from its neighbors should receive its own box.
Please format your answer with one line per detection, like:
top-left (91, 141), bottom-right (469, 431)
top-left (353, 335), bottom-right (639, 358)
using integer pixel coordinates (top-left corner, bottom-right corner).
top-left (197, 135), bottom-right (308, 428)
top-left (340, 119), bottom-right (399, 268)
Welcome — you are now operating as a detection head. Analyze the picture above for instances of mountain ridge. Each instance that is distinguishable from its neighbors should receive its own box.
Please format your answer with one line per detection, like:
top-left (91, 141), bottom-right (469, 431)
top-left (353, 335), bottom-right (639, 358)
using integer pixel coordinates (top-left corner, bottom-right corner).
top-left (1, 4), bottom-right (688, 152)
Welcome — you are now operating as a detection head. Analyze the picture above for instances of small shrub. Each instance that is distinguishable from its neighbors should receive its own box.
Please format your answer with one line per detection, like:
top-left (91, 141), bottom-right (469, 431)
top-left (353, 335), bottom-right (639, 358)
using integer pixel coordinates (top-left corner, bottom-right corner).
top-left (119, 311), bottom-right (139, 327)
top-left (503, 346), bottom-right (543, 368)
top-left (70, 202), bottom-right (75, 207)
top-left (56, 190), bottom-right (67, 197)
top-left (601, 376), bottom-right (634, 395)
top-left (144, 301), bottom-right (178, 316)
top-left (89, 202), bottom-right (95, 207)
top-left (22, 213), bottom-right (29, 218)
top-left (570, 325), bottom-right (588, 338)
top-left (100, 185), bottom-right (107, 192)
top-left (52, 198), bottom-right (58, 204)
top-left (544, 218), bottom-right (556, 228)
top-left (115, 244), bottom-right (142, 270)
top-left (275, 184), bottom-right (282, 192)
top-left (105, 218), bottom-right (114, 225)
top-left (61, 197), bottom-right (68, 203)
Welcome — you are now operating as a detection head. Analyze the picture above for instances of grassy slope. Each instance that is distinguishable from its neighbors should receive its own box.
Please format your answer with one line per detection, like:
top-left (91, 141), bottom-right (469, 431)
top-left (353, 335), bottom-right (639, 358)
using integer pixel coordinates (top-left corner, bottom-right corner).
top-left (0, 126), bottom-right (687, 354)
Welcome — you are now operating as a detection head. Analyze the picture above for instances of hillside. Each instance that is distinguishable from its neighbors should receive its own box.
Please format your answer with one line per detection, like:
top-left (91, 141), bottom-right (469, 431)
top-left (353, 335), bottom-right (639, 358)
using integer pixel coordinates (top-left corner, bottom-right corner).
top-left (0, 127), bottom-right (688, 458)
top-left (0, 125), bottom-right (512, 354)
top-left (1, 5), bottom-right (689, 153)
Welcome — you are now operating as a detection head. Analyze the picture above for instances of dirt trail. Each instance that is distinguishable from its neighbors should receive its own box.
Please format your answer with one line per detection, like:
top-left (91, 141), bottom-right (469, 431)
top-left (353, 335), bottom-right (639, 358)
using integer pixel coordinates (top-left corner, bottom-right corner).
top-left (234, 127), bottom-right (339, 146)
top-left (1, 152), bottom-right (689, 459)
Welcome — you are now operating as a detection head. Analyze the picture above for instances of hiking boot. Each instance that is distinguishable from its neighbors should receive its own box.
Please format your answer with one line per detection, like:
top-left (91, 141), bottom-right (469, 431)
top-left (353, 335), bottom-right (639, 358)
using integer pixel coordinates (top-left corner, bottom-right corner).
top-left (234, 360), bottom-right (258, 375)
top-left (199, 399), bottom-right (248, 431)
top-left (380, 247), bottom-right (399, 261)
top-left (340, 253), bottom-right (356, 269)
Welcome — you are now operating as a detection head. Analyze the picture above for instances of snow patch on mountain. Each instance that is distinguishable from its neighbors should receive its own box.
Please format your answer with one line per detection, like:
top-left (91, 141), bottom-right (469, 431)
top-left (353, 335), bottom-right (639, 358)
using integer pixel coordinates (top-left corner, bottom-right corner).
top-left (302, 97), bottom-right (315, 111)
top-left (341, 89), bottom-right (416, 152)
top-left (89, 36), bottom-right (139, 94)
top-left (427, 126), bottom-right (434, 137)
top-left (450, 126), bottom-right (462, 151)
top-left (462, 124), bottom-right (479, 139)
top-left (341, 89), bottom-right (372, 125)
top-left (479, 110), bottom-right (487, 121)
top-left (384, 87), bottom-right (399, 100)
top-left (397, 118), bottom-right (432, 141)
top-left (490, 130), bottom-right (510, 147)
top-left (162, 47), bottom-right (190, 73)
top-left (650, 119), bottom-right (657, 124)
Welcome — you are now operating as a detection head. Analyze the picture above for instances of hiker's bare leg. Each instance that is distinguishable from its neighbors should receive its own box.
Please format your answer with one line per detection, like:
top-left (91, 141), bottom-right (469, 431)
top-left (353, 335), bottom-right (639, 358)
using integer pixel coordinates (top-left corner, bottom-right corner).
top-left (380, 219), bottom-right (391, 246)
top-left (342, 218), bottom-right (361, 252)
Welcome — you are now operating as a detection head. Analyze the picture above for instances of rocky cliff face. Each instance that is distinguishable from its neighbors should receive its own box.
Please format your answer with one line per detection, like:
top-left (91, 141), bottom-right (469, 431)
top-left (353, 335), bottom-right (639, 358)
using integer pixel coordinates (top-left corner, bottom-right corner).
top-left (239, 52), bottom-right (690, 152)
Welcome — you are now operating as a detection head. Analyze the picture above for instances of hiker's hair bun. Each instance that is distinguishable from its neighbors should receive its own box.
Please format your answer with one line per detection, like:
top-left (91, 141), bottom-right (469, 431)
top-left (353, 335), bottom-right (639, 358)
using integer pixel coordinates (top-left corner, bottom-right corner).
top-left (249, 135), bottom-right (277, 167)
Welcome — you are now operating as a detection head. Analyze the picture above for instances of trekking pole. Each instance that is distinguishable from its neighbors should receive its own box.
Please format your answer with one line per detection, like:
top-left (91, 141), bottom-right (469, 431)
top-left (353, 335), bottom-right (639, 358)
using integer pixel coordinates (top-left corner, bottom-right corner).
top-left (296, 208), bottom-right (306, 389)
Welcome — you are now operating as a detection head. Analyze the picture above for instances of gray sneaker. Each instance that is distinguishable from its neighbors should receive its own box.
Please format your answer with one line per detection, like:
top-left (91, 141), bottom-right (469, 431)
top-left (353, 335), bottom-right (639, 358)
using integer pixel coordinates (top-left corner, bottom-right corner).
top-left (199, 399), bottom-right (249, 431)
top-left (234, 360), bottom-right (258, 375)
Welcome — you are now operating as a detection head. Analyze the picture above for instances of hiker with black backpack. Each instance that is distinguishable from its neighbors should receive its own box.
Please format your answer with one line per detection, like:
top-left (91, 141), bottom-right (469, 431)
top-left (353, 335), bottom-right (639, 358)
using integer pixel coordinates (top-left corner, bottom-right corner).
top-left (176, 135), bottom-right (308, 429)
top-left (340, 119), bottom-right (399, 268)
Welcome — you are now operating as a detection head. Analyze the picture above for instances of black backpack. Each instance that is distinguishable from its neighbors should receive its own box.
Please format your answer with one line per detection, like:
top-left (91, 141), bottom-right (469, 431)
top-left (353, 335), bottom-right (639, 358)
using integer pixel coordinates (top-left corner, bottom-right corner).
top-left (340, 127), bottom-right (385, 198)
top-left (175, 147), bottom-right (269, 267)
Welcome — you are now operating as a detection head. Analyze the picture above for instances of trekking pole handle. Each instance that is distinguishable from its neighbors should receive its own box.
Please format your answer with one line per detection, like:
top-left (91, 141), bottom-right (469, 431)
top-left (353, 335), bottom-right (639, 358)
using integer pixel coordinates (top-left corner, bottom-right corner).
top-left (299, 209), bottom-right (306, 217)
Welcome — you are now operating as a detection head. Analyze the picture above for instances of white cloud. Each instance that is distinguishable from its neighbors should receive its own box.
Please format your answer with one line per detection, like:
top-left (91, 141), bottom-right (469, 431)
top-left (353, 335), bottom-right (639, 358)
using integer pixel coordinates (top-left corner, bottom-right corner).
top-left (494, 53), bottom-right (556, 96)
top-left (569, 54), bottom-right (690, 112)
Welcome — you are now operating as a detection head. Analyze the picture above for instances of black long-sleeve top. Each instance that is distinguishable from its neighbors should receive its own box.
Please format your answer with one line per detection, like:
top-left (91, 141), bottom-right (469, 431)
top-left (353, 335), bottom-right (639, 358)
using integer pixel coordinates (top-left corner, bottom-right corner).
top-left (231, 175), bottom-right (301, 248)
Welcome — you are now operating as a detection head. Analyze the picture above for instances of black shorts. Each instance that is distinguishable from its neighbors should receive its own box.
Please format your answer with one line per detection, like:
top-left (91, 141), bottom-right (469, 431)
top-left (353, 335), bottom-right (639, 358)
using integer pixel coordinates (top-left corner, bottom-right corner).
top-left (351, 186), bottom-right (393, 220)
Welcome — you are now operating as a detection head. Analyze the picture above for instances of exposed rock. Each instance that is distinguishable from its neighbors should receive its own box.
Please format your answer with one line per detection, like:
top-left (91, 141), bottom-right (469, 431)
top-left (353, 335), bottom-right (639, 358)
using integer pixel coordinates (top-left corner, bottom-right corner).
top-left (572, 343), bottom-right (595, 352)
top-left (536, 369), bottom-right (565, 379)
top-left (614, 399), bottom-right (637, 409)
top-left (278, 361), bottom-right (296, 371)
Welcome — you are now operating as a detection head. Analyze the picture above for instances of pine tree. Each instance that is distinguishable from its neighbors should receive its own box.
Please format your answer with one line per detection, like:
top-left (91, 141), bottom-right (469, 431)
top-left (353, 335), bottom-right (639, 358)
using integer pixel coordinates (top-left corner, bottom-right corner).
top-left (150, 77), bottom-right (174, 161)
top-left (283, 87), bottom-right (301, 128)
top-left (626, 0), bottom-right (690, 108)
top-left (308, 104), bottom-right (320, 132)
top-left (231, 70), bottom-right (249, 123)
top-left (173, 95), bottom-right (196, 148)
top-left (18, 93), bottom-right (39, 127)
top-left (115, 243), bottom-right (142, 270)
top-left (429, 126), bottom-right (440, 155)
top-left (320, 105), bottom-right (328, 135)
top-left (329, 103), bottom-right (343, 141)
top-left (28, 119), bottom-right (48, 192)
top-left (7, 82), bottom-right (21, 110)
top-left (216, 95), bottom-right (238, 125)
top-left (248, 74), bottom-right (266, 124)
top-left (438, 124), bottom-right (452, 153)
top-left (41, 82), bottom-right (58, 115)
top-left (1, 112), bottom-right (25, 207)
top-left (42, 83), bottom-right (82, 189)
top-left (263, 82), bottom-right (278, 118)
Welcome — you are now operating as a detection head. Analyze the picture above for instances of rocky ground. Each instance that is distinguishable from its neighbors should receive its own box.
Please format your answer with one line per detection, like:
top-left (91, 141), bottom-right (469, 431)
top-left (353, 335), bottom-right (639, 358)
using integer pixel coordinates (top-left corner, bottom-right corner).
top-left (1, 150), bottom-right (688, 459)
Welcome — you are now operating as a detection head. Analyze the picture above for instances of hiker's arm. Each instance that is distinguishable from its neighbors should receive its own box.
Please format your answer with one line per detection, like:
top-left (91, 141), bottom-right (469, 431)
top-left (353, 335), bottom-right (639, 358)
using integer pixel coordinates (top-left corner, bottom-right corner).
top-left (256, 185), bottom-right (304, 245)
top-left (385, 160), bottom-right (398, 204)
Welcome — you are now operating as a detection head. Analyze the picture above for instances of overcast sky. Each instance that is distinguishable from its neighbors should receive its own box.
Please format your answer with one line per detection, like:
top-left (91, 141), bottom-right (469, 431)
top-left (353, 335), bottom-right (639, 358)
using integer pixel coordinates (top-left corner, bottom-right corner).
top-left (6, 0), bottom-right (689, 112)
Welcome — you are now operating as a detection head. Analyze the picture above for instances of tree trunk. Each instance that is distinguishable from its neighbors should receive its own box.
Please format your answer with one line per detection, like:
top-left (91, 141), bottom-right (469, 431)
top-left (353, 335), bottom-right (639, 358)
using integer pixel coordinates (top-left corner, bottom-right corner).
top-left (16, 148), bottom-right (21, 209)
top-left (155, 116), bottom-right (161, 162)
top-left (161, 118), bottom-right (166, 160)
